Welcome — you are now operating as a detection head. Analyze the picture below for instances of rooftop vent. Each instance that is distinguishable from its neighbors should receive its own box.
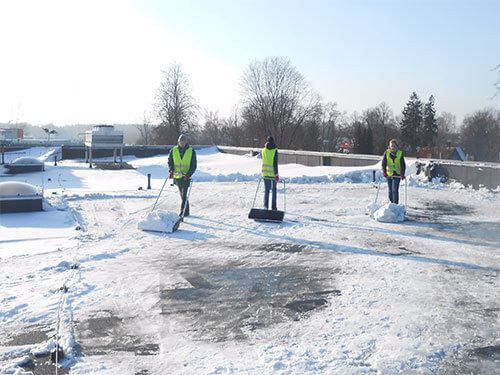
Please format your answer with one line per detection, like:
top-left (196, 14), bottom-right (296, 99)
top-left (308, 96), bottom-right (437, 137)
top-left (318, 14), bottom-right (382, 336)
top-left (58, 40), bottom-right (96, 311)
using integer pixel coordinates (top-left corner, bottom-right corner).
top-left (84, 125), bottom-right (124, 148)
top-left (84, 125), bottom-right (124, 168)
top-left (0, 181), bottom-right (43, 213)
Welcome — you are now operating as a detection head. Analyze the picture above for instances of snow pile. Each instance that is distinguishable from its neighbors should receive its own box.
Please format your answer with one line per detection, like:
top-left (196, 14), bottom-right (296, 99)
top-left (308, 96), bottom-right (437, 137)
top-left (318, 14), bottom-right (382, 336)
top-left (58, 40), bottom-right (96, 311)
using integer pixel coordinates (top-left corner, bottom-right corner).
top-left (137, 210), bottom-right (180, 232)
top-left (366, 202), bottom-right (406, 223)
top-left (38, 147), bottom-right (62, 162)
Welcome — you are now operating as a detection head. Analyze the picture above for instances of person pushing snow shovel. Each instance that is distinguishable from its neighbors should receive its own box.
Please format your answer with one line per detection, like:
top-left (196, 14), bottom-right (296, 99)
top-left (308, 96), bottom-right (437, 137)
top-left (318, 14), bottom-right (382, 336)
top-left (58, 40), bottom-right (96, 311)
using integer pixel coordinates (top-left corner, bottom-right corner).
top-left (261, 136), bottom-right (279, 210)
top-left (381, 139), bottom-right (406, 204)
top-left (168, 134), bottom-right (197, 217)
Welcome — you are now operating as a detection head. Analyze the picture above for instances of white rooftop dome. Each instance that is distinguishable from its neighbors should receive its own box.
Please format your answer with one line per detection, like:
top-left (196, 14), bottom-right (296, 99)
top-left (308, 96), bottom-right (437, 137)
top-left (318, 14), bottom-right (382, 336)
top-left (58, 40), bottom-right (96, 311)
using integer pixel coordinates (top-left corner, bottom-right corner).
top-left (11, 156), bottom-right (43, 165)
top-left (0, 181), bottom-right (40, 198)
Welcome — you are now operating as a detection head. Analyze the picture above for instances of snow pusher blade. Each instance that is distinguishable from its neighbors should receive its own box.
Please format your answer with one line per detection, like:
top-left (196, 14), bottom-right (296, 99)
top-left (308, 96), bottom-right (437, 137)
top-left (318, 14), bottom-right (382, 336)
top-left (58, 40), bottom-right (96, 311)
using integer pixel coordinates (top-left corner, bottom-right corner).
top-left (248, 177), bottom-right (286, 223)
top-left (248, 208), bottom-right (284, 222)
top-left (138, 179), bottom-right (192, 233)
top-left (137, 210), bottom-right (181, 233)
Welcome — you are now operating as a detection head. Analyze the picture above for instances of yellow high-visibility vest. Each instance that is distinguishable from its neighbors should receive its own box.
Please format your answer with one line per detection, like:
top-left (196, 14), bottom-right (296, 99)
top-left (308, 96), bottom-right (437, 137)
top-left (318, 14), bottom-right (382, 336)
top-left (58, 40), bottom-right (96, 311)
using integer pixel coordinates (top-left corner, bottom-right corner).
top-left (262, 147), bottom-right (277, 177)
top-left (386, 149), bottom-right (402, 176)
top-left (172, 146), bottom-right (193, 179)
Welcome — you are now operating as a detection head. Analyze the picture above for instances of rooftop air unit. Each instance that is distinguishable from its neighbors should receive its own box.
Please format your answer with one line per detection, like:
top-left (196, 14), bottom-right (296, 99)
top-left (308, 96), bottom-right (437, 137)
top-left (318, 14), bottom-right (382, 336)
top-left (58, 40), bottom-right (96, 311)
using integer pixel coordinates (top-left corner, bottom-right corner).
top-left (0, 181), bottom-right (43, 213)
top-left (84, 125), bottom-right (124, 168)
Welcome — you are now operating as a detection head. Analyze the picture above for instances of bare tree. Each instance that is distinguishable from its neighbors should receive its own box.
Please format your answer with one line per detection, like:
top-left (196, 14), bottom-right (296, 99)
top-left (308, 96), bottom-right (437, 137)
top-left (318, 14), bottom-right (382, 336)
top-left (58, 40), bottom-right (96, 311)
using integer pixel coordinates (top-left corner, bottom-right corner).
top-left (492, 64), bottom-right (500, 99)
top-left (318, 102), bottom-right (342, 152)
top-left (363, 102), bottom-right (399, 154)
top-left (436, 112), bottom-right (458, 147)
top-left (224, 107), bottom-right (249, 146)
top-left (136, 112), bottom-right (154, 145)
top-left (154, 63), bottom-right (199, 144)
top-left (240, 57), bottom-right (320, 148)
top-left (199, 110), bottom-right (224, 145)
top-left (460, 109), bottom-right (499, 162)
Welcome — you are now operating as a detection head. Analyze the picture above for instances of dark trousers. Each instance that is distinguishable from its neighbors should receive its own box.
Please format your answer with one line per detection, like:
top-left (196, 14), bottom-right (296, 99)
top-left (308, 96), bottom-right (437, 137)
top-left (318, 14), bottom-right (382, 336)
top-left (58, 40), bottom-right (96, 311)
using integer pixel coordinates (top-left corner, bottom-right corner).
top-left (177, 180), bottom-right (190, 216)
top-left (387, 176), bottom-right (401, 204)
top-left (264, 178), bottom-right (277, 210)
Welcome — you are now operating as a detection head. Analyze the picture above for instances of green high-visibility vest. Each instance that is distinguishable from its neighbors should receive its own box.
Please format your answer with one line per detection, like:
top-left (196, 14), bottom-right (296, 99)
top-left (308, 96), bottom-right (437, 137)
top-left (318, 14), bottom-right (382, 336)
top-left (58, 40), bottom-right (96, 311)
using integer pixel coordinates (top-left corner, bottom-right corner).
top-left (172, 146), bottom-right (193, 179)
top-left (262, 147), bottom-right (277, 177)
top-left (386, 149), bottom-right (402, 176)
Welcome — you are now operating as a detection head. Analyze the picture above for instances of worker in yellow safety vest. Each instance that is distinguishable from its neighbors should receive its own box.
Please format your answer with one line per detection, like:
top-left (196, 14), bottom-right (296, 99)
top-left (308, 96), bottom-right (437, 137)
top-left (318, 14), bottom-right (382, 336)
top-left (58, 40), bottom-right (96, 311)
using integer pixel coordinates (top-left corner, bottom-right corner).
top-left (261, 136), bottom-right (279, 210)
top-left (381, 139), bottom-right (406, 204)
top-left (168, 134), bottom-right (197, 216)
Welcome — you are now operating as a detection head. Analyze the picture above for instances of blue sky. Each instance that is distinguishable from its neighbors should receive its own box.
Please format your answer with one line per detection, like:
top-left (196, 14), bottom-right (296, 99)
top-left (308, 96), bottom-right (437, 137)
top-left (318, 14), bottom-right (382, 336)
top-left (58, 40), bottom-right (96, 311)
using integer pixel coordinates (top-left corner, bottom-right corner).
top-left (0, 0), bottom-right (498, 126)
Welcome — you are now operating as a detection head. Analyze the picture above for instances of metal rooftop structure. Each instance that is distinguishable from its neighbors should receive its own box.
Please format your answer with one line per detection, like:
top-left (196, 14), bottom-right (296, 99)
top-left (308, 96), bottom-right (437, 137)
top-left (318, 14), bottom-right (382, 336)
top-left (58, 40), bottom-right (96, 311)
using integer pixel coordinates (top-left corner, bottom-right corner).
top-left (84, 125), bottom-right (124, 168)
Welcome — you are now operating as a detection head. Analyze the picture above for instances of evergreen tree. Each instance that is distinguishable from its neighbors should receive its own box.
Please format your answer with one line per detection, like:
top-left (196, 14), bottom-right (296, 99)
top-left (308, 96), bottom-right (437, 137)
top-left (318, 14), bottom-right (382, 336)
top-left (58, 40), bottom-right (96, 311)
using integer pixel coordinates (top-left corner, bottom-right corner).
top-left (422, 95), bottom-right (438, 147)
top-left (400, 92), bottom-right (423, 153)
top-left (353, 122), bottom-right (374, 154)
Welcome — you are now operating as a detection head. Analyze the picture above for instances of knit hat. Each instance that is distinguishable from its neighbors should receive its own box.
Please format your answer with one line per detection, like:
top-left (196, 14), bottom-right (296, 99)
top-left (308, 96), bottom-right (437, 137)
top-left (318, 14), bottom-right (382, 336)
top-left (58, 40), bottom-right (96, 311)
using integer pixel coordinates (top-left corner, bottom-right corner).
top-left (178, 134), bottom-right (187, 144)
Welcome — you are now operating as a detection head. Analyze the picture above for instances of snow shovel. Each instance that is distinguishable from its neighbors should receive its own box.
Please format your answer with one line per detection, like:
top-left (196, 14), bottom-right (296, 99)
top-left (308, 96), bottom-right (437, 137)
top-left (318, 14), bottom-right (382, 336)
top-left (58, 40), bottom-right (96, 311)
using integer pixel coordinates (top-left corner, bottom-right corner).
top-left (172, 179), bottom-right (193, 231)
top-left (138, 178), bottom-right (191, 233)
top-left (374, 179), bottom-right (382, 205)
top-left (403, 176), bottom-right (408, 214)
top-left (151, 176), bottom-right (170, 212)
top-left (374, 175), bottom-right (407, 208)
top-left (248, 177), bottom-right (286, 222)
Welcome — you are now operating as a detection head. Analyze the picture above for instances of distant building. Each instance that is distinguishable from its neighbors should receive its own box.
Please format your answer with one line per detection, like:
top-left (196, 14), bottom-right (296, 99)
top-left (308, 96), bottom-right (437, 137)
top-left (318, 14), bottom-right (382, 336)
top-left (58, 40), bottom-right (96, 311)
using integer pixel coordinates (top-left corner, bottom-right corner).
top-left (338, 138), bottom-right (354, 153)
top-left (0, 128), bottom-right (24, 140)
top-left (417, 146), bottom-right (467, 161)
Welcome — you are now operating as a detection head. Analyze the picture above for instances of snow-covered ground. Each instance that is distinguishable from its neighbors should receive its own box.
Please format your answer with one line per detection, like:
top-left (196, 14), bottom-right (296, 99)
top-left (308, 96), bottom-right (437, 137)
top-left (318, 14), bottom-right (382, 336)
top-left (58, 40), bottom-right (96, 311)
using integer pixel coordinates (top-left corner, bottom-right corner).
top-left (0, 147), bottom-right (499, 375)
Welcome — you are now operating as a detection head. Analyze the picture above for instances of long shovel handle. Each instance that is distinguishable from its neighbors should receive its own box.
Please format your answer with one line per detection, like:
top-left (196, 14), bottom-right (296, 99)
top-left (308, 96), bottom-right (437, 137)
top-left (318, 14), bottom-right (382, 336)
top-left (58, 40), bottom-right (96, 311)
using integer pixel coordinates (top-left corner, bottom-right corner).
top-left (152, 177), bottom-right (169, 212)
top-left (374, 179), bottom-right (382, 205)
top-left (283, 179), bottom-right (286, 212)
top-left (250, 178), bottom-right (262, 209)
top-left (260, 177), bottom-right (285, 211)
top-left (404, 177), bottom-right (408, 214)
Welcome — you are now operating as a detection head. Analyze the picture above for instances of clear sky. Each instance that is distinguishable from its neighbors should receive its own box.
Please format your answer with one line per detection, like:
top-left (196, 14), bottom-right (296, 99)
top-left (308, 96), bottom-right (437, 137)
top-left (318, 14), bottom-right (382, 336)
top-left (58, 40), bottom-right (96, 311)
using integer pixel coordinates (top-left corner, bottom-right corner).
top-left (0, 0), bottom-right (498, 126)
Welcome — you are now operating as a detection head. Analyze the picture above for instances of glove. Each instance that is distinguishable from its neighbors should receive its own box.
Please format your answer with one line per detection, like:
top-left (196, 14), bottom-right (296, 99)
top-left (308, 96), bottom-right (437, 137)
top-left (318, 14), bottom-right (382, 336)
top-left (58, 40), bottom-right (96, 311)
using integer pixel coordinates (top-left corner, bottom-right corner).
top-left (185, 174), bottom-right (191, 180)
top-left (275, 175), bottom-right (279, 182)
top-left (383, 172), bottom-right (388, 178)
top-left (400, 174), bottom-right (405, 179)
top-left (169, 171), bottom-right (173, 178)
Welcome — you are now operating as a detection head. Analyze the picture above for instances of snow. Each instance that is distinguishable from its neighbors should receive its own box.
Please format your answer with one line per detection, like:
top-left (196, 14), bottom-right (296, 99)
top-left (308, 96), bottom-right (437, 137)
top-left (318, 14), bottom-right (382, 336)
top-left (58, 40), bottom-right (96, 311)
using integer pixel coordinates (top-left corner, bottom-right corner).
top-left (0, 146), bottom-right (61, 163)
top-left (137, 210), bottom-right (180, 233)
top-left (366, 202), bottom-right (406, 223)
top-left (0, 146), bottom-right (499, 374)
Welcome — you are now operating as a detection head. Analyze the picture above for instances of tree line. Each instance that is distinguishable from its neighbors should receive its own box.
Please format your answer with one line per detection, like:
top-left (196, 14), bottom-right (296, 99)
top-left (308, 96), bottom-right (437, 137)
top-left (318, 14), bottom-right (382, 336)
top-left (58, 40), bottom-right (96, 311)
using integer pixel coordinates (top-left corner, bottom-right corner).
top-left (3, 57), bottom-right (497, 163)
top-left (145, 57), bottom-right (499, 162)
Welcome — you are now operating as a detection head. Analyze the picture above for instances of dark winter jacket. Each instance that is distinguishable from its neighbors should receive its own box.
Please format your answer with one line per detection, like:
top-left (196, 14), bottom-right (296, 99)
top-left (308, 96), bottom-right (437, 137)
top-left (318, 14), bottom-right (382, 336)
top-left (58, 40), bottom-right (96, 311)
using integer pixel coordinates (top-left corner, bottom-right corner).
top-left (382, 149), bottom-right (406, 176)
top-left (264, 141), bottom-right (279, 175)
top-left (168, 144), bottom-right (197, 186)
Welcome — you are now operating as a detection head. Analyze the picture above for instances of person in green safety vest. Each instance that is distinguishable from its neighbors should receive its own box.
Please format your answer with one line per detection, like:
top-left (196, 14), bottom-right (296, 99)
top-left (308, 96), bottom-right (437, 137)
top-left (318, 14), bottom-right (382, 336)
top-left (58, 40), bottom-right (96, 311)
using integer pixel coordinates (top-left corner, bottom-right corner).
top-left (381, 139), bottom-right (406, 204)
top-left (261, 136), bottom-right (279, 210)
top-left (168, 134), bottom-right (197, 216)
